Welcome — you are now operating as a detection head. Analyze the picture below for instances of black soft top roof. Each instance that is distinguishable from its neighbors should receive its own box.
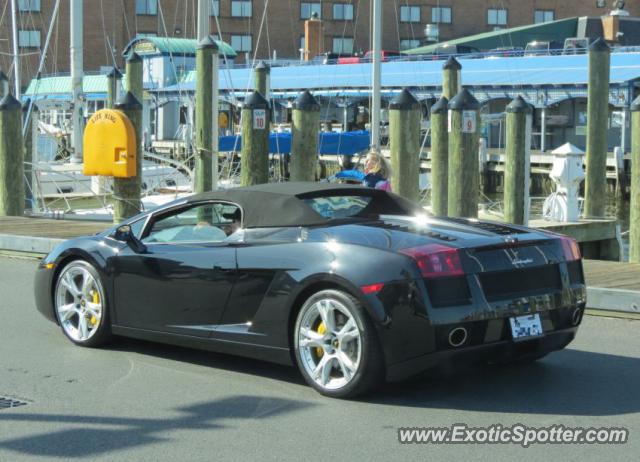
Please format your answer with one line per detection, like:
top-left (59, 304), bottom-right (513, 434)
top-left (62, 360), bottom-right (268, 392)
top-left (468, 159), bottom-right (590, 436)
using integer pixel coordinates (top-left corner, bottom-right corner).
top-left (186, 182), bottom-right (423, 228)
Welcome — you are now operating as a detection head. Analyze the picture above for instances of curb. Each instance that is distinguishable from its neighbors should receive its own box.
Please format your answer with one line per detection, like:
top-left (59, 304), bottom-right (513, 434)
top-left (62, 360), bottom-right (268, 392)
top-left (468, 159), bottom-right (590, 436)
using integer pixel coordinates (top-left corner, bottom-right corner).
top-left (0, 234), bottom-right (64, 255)
top-left (586, 287), bottom-right (640, 314)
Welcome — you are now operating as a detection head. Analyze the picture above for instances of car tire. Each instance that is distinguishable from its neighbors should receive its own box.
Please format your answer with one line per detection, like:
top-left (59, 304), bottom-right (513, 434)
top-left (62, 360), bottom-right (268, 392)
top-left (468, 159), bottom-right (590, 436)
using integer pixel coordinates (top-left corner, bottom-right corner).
top-left (293, 289), bottom-right (384, 398)
top-left (53, 260), bottom-right (112, 348)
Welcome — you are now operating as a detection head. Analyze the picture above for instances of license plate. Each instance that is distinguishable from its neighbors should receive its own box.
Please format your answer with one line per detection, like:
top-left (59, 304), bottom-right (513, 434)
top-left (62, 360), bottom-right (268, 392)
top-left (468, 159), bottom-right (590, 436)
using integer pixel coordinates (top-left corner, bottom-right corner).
top-left (509, 313), bottom-right (543, 340)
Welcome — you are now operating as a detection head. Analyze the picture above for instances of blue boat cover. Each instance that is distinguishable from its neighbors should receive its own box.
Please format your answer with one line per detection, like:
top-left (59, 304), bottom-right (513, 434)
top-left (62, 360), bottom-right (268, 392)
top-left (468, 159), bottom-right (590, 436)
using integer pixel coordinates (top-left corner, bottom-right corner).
top-left (218, 130), bottom-right (371, 155)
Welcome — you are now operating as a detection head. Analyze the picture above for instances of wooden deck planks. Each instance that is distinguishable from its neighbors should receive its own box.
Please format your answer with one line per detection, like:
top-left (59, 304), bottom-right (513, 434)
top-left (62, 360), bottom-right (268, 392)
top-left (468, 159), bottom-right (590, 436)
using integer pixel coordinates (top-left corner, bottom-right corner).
top-left (0, 217), bottom-right (108, 240)
top-left (583, 259), bottom-right (640, 291)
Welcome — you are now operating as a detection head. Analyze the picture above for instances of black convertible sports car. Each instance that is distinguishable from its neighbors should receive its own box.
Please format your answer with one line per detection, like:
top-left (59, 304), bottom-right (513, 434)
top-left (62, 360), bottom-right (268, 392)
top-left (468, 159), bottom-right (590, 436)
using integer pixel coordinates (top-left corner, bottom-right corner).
top-left (35, 183), bottom-right (586, 398)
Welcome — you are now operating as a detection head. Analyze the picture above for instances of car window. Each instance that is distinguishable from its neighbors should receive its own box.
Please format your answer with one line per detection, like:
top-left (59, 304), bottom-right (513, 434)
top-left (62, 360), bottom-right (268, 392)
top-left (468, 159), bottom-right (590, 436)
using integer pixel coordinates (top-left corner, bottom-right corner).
top-left (142, 202), bottom-right (242, 244)
top-left (303, 195), bottom-right (373, 219)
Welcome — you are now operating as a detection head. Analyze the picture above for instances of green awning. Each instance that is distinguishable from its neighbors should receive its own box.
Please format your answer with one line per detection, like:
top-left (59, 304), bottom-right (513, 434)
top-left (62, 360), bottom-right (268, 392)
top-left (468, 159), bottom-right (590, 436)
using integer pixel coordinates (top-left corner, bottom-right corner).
top-left (123, 36), bottom-right (237, 58)
top-left (405, 17), bottom-right (579, 54)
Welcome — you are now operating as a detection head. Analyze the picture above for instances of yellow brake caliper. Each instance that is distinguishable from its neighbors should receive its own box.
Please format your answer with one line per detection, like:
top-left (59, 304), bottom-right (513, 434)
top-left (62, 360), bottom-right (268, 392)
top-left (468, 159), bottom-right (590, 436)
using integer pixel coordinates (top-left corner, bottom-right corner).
top-left (88, 290), bottom-right (100, 326)
top-left (315, 322), bottom-right (326, 357)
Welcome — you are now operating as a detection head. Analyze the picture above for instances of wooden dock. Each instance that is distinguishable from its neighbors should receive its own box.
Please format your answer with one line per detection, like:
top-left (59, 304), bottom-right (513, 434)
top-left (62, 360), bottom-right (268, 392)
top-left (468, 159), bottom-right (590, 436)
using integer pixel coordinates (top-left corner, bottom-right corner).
top-left (0, 216), bottom-right (108, 239)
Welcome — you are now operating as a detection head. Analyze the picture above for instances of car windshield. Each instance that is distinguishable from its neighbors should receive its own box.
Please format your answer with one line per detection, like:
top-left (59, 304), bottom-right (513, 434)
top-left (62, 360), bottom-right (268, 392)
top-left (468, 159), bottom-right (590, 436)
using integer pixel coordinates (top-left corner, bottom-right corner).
top-left (303, 195), bottom-right (373, 219)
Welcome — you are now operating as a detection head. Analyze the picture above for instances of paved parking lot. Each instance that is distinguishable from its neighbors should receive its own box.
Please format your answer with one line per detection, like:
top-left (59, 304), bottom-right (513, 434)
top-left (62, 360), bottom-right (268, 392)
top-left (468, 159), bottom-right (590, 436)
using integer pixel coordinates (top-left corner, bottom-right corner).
top-left (1, 256), bottom-right (639, 461)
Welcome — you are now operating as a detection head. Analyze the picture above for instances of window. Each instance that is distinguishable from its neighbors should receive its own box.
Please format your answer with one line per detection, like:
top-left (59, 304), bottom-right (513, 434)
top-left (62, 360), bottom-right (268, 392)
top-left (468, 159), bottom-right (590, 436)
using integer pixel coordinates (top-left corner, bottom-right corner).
top-left (400, 6), bottom-right (420, 23)
top-left (211, 0), bottom-right (219, 16)
top-left (487, 8), bottom-right (507, 25)
top-left (303, 196), bottom-right (373, 219)
top-left (301, 2), bottom-right (322, 19)
top-left (142, 203), bottom-right (242, 244)
top-left (18, 30), bottom-right (40, 48)
top-left (534, 9), bottom-right (554, 23)
top-left (136, 0), bottom-right (157, 15)
top-left (333, 3), bottom-right (354, 20)
top-left (400, 39), bottom-right (420, 51)
top-left (231, 35), bottom-right (252, 52)
top-left (18, 0), bottom-right (40, 12)
top-left (333, 37), bottom-right (354, 54)
top-left (431, 6), bottom-right (451, 24)
top-left (231, 0), bottom-right (252, 17)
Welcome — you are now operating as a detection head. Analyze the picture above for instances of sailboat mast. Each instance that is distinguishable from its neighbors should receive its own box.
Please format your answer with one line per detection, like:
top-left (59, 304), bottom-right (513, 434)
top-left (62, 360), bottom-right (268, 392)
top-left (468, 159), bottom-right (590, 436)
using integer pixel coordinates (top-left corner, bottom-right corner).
top-left (370, 0), bottom-right (382, 151)
top-left (70, 0), bottom-right (84, 163)
top-left (10, 0), bottom-right (20, 98)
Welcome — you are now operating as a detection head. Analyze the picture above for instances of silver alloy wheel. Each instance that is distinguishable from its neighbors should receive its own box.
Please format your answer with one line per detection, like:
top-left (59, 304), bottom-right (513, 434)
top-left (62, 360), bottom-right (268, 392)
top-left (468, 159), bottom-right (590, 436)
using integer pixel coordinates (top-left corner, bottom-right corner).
top-left (296, 297), bottom-right (362, 391)
top-left (54, 262), bottom-right (104, 342)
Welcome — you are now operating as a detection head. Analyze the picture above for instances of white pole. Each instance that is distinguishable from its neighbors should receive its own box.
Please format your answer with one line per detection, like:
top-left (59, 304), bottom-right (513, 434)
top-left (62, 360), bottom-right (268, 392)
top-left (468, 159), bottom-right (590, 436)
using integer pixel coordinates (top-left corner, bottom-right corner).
top-left (70, 0), bottom-right (84, 163)
top-left (197, 0), bottom-right (210, 41)
top-left (10, 0), bottom-right (20, 98)
top-left (540, 106), bottom-right (547, 152)
top-left (370, 0), bottom-right (382, 151)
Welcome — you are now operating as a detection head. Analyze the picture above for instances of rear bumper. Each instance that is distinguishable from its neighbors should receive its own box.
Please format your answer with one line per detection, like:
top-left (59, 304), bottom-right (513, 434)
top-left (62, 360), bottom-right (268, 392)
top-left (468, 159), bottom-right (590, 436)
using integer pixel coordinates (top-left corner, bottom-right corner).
top-left (386, 326), bottom-right (577, 382)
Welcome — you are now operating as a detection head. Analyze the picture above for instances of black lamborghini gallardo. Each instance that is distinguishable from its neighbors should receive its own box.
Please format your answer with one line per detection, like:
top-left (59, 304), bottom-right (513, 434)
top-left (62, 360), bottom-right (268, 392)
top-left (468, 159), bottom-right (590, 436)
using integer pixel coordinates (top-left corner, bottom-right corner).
top-left (35, 183), bottom-right (585, 398)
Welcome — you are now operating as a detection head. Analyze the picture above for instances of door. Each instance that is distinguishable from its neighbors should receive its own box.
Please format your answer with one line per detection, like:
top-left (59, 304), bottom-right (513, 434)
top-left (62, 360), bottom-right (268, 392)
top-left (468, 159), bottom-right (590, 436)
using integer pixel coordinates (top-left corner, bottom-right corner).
top-left (112, 201), bottom-right (241, 337)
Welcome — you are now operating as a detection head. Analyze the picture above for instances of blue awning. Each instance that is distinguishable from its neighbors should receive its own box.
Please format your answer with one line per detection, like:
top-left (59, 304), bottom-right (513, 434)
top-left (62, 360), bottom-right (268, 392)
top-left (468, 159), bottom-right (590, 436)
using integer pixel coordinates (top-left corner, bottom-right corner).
top-left (219, 131), bottom-right (371, 155)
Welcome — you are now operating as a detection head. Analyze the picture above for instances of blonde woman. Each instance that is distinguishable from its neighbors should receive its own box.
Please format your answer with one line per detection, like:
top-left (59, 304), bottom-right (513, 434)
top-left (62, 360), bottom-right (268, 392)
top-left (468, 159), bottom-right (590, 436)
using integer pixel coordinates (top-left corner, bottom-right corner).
top-left (363, 151), bottom-right (392, 191)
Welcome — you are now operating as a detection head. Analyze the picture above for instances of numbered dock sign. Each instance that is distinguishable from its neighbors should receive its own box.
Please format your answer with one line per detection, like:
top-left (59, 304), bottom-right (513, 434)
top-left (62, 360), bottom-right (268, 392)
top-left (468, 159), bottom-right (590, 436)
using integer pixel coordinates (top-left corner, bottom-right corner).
top-left (462, 111), bottom-right (477, 133)
top-left (253, 109), bottom-right (267, 130)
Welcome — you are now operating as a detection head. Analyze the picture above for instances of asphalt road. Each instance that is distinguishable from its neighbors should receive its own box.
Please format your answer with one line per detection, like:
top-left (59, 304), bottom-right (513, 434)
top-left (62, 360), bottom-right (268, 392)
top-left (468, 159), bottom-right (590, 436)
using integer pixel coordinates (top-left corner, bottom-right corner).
top-left (1, 256), bottom-right (639, 462)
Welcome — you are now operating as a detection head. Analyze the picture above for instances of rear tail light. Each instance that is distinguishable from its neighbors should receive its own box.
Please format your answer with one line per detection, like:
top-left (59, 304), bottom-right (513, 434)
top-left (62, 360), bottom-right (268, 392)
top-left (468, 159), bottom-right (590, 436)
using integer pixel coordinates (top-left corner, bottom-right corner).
top-left (361, 283), bottom-right (385, 295)
top-left (559, 236), bottom-right (581, 262)
top-left (400, 244), bottom-right (464, 278)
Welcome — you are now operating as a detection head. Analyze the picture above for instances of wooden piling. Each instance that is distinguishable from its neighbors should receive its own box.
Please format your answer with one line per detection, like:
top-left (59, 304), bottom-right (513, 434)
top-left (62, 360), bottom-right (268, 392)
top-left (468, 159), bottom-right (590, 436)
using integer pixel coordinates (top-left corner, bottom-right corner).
top-left (389, 89), bottom-right (421, 201)
top-left (254, 61), bottom-right (270, 98)
top-left (630, 96), bottom-right (640, 263)
top-left (112, 92), bottom-right (142, 223)
top-left (430, 96), bottom-right (448, 216)
top-left (194, 36), bottom-right (217, 194)
top-left (124, 52), bottom-right (143, 103)
top-left (504, 96), bottom-right (532, 225)
top-left (290, 90), bottom-right (320, 182)
top-left (584, 38), bottom-right (611, 219)
top-left (0, 71), bottom-right (8, 98)
top-left (240, 91), bottom-right (270, 186)
top-left (447, 88), bottom-right (480, 218)
top-left (106, 66), bottom-right (122, 109)
top-left (0, 94), bottom-right (25, 217)
top-left (442, 57), bottom-right (461, 100)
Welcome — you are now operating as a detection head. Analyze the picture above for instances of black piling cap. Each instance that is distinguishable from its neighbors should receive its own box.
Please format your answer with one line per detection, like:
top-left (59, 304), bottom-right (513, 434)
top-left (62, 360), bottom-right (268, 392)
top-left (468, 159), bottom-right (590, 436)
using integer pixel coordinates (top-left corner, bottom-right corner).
top-left (107, 66), bottom-right (123, 80)
top-left (631, 95), bottom-right (640, 112)
top-left (448, 87), bottom-right (480, 110)
top-left (443, 56), bottom-right (462, 71)
top-left (589, 38), bottom-right (610, 53)
top-left (255, 61), bottom-right (271, 72)
top-left (126, 51), bottom-right (142, 63)
top-left (0, 70), bottom-right (8, 82)
top-left (197, 35), bottom-right (219, 50)
top-left (0, 93), bottom-right (22, 111)
top-left (506, 95), bottom-right (533, 114)
top-left (293, 90), bottom-right (320, 111)
top-left (115, 91), bottom-right (142, 110)
top-left (389, 88), bottom-right (420, 110)
top-left (243, 91), bottom-right (270, 110)
top-left (430, 96), bottom-right (449, 115)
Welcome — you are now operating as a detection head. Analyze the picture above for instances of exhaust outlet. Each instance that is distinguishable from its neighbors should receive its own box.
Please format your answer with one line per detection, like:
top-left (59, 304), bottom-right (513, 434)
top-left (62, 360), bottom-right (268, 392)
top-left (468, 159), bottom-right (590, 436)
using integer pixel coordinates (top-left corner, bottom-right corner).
top-left (448, 327), bottom-right (468, 348)
top-left (571, 308), bottom-right (582, 326)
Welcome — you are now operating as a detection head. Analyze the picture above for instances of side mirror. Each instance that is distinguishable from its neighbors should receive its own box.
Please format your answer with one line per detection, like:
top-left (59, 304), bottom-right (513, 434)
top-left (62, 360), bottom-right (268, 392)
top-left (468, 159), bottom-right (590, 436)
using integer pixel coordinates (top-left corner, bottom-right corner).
top-left (114, 225), bottom-right (147, 253)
